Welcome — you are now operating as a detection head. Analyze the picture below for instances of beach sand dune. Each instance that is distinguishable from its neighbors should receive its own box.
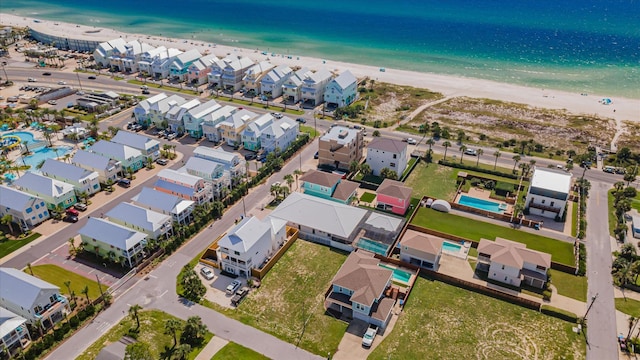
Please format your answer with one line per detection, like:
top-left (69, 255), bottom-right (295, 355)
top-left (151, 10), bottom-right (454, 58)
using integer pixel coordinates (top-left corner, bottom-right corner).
top-left (2, 13), bottom-right (638, 123)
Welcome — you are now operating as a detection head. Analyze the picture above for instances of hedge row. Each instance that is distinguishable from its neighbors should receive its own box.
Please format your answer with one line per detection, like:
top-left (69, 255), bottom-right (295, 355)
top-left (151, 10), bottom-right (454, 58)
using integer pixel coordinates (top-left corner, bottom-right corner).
top-left (577, 243), bottom-right (587, 276)
top-left (438, 160), bottom-right (519, 179)
top-left (541, 305), bottom-right (579, 323)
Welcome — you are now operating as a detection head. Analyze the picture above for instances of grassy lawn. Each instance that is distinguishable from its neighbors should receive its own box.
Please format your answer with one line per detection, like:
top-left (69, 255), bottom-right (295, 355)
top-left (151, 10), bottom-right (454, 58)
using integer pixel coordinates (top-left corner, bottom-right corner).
top-left (299, 125), bottom-right (319, 138)
top-left (549, 269), bottom-right (587, 302)
top-left (127, 79), bottom-right (200, 96)
top-left (210, 342), bottom-right (269, 360)
top-left (607, 190), bottom-right (617, 237)
top-left (360, 192), bottom-right (376, 203)
top-left (77, 310), bottom-right (212, 360)
top-left (208, 240), bottom-right (348, 356)
top-left (400, 157), bottom-right (418, 179)
top-left (411, 207), bottom-right (575, 265)
top-left (0, 232), bottom-right (41, 259)
top-left (403, 161), bottom-right (456, 201)
top-left (615, 298), bottom-right (640, 318)
top-left (29, 264), bottom-right (103, 300)
top-left (370, 277), bottom-right (585, 359)
top-left (632, 192), bottom-right (640, 212)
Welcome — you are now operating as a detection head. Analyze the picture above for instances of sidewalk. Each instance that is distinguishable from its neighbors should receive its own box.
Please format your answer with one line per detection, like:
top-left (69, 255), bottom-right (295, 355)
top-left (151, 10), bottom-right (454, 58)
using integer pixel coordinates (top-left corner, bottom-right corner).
top-left (194, 337), bottom-right (228, 360)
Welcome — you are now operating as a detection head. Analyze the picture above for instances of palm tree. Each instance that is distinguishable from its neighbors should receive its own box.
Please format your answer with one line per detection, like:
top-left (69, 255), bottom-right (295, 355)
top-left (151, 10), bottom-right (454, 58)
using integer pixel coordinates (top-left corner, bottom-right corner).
top-left (476, 149), bottom-right (484, 167)
top-left (442, 141), bottom-right (451, 160)
top-left (270, 184), bottom-right (281, 200)
top-left (172, 344), bottom-right (191, 360)
top-left (293, 169), bottom-right (303, 190)
top-left (164, 318), bottom-right (181, 348)
top-left (284, 174), bottom-right (294, 192)
top-left (63, 280), bottom-right (72, 298)
top-left (359, 163), bottom-right (372, 177)
top-left (349, 160), bottom-right (359, 174)
top-left (81, 285), bottom-right (90, 304)
top-left (459, 145), bottom-right (467, 163)
top-left (512, 155), bottom-right (521, 173)
top-left (1, 214), bottom-right (14, 234)
top-left (493, 151), bottom-right (501, 170)
top-left (425, 138), bottom-right (435, 152)
top-left (129, 304), bottom-right (143, 331)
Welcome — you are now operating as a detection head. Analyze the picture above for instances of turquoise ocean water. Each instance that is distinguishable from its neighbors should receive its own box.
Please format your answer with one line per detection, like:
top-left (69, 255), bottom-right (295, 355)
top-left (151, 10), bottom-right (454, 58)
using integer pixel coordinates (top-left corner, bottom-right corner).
top-left (3, 0), bottom-right (639, 98)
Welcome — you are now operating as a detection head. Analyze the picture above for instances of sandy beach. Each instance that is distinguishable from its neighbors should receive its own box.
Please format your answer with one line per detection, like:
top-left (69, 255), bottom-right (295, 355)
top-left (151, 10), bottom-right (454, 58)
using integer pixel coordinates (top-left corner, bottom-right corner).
top-left (2, 13), bottom-right (638, 123)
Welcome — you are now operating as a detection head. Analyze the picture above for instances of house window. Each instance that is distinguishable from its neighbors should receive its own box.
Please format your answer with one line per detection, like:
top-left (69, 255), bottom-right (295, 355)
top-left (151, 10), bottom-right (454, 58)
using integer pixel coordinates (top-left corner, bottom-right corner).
top-left (390, 163), bottom-right (396, 167)
top-left (393, 154), bottom-right (397, 159)
top-left (550, 201), bottom-right (555, 207)
top-left (541, 199), bottom-right (545, 204)
top-left (501, 265), bottom-right (505, 270)
top-left (234, 251), bottom-right (240, 256)
top-left (26, 207), bottom-right (33, 213)
top-left (536, 265), bottom-right (546, 271)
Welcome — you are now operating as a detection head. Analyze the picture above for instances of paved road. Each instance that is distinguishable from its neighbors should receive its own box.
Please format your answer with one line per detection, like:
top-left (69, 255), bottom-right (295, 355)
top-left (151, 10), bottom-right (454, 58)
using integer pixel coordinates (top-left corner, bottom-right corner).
top-left (584, 181), bottom-right (618, 359)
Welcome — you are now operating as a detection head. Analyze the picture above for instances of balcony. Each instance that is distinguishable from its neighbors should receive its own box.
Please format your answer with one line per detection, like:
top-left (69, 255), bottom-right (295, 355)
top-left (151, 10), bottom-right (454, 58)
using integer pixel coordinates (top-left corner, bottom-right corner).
top-left (528, 203), bottom-right (561, 213)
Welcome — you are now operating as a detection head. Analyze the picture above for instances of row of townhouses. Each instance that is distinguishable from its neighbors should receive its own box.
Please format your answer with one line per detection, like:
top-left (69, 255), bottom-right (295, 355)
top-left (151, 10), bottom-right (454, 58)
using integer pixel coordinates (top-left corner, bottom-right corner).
top-left (94, 39), bottom-right (358, 107)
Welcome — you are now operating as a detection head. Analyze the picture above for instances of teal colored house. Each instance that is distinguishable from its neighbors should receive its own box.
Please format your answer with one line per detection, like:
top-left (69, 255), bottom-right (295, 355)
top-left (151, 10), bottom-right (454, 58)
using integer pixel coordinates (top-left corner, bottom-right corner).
top-left (13, 172), bottom-right (77, 210)
top-left (324, 70), bottom-right (357, 108)
top-left (299, 170), bottom-right (359, 204)
top-left (89, 140), bottom-right (145, 173)
top-left (241, 113), bottom-right (274, 151)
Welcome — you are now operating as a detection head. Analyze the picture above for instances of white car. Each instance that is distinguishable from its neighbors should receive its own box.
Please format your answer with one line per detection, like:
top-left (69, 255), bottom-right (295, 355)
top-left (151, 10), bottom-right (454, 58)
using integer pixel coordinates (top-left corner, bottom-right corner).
top-left (57, 80), bottom-right (67, 85)
top-left (226, 280), bottom-right (242, 295)
top-left (200, 267), bottom-right (214, 280)
top-left (362, 325), bottom-right (378, 347)
top-left (47, 100), bottom-right (57, 105)
top-left (464, 148), bottom-right (477, 156)
top-left (406, 138), bottom-right (417, 145)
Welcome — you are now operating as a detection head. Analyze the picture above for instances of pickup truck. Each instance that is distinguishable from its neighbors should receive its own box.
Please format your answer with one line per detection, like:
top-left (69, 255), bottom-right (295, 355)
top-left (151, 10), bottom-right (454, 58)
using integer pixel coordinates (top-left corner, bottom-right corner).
top-left (231, 287), bottom-right (250, 306)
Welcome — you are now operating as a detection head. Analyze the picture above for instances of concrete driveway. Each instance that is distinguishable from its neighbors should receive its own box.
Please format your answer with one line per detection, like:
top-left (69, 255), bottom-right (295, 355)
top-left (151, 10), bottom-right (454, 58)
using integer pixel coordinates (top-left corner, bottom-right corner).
top-left (196, 263), bottom-right (245, 309)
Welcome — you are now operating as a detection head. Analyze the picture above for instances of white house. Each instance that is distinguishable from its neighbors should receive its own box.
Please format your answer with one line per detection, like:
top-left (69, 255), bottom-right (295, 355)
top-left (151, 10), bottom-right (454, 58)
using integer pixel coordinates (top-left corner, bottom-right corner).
top-left (13, 172), bottom-right (77, 210)
top-left (133, 93), bottom-right (168, 125)
top-left (300, 68), bottom-right (333, 106)
top-left (71, 149), bottom-right (121, 184)
top-left (260, 65), bottom-right (293, 99)
top-left (120, 40), bottom-right (155, 73)
top-left (150, 48), bottom-right (183, 79)
top-left (154, 169), bottom-right (212, 205)
top-left (178, 157), bottom-right (228, 200)
top-left (39, 159), bottom-right (101, 196)
top-left (201, 105), bottom-right (238, 142)
top-left (134, 93), bottom-right (187, 128)
top-left (221, 56), bottom-right (254, 92)
top-left (0, 307), bottom-right (31, 356)
top-left (476, 238), bottom-right (551, 289)
top-left (242, 61), bottom-right (274, 94)
top-left (165, 98), bottom-right (201, 133)
top-left (241, 113), bottom-right (274, 152)
top-left (89, 140), bottom-right (146, 172)
top-left (324, 70), bottom-right (358, 107)
top-left (632, 213), bottom-right (640, 239)
top-left (260, 116), bottom-right (299, 154)
top-left (217, 109), bottom-right (258, 147)
top-left (216, 216), bottom-right (288, 278)
top-left (137, 46), bottom-right (168, 76)
top-left (366, 137), bottom-right (408, 178)
top-left (0, 268), bottom-right (69, 329)
top-left (282, 67), bottom-right (310, 103)
top-left (79, 218), bottom-right (149, 268)
top-left (93, 38), bottom-right (127, 68)
top-left (193, 146), bottom-right (246, 184)
top-left (399, 229), bottom-right (443, 270)
top-left (206, 56), bottom-right (233, 87)
top-left (0, 185), bottom-right (49, 230)
top-left (131, 187), bottom-right (194, 225)
top-left (111, 131), bottom-right (161, 160)
top-left (524, 167), bottom-right (572, 219)
top-left (106, 202), bottom-right (172, 240)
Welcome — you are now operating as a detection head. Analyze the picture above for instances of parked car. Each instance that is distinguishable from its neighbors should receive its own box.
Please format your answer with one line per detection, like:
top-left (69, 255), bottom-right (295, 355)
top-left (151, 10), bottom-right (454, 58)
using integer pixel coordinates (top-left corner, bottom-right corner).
top-left (314, 151), bottom-right (319, 159)
top-left (156, 158), bottom-right (168, 165)
top-left (603, 166), bottom-right (615, 173)
top-left (87, 76), bottom-right (96, 80)
top-left (73, 203), bottom-right (88, 211)
top-left (47, 100), bottom-right (57, 105)
top-left (142, 89), bottom-right (150, 95)
top-left (256, 153), bottom-right (266, 162)
top-left (362, 325), bottom-right (378, 347)
top-left (244, 153), bottom-right (256, 161)
top-left (28, 77), bottom-right (37, 82)
top-left (231, 287), bottom-right (249, 306)
top-left (200, 267), bottom-right (214, 280)
top-left (118, 179), bottom-right (131, 188)
top-left (464, 148), bottom-right (477, 156)
top-left (296, 117), bottom-right (307, 123)
top-left (57, 80), bottom-right (66, 85)
top-left (166, 133), bottom-right (177, 140)
top-left (65, 208), bottom-right (80, 217)
top-left (63, 215), bottom-right (78, 223)
top-left (406, 138), bottom-right (417, 145)
top-left (226, 280), bottom-right (242, 295)
top-left (271, 112), bottom-right (283, 119)
top-left (42, 72), bottom-right (51, 76)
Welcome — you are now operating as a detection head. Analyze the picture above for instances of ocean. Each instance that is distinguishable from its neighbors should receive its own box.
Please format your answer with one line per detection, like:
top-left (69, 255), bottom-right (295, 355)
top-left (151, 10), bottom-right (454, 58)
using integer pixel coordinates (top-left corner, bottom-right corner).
top-left (3, 0), bottom-right (639, 98)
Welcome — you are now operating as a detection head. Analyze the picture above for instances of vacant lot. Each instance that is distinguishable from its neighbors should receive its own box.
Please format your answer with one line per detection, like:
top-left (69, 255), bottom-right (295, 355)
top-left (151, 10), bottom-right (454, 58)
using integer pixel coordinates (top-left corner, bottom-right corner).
top-left (404, 162), bottom-right (457, 201)
top-left (210, 342), bottom-right (269, 360)
top-left (411, 207), bottom-right (575, 265)
top-left (29, 264), bottom-right (102, 300)
top-left (370, 277), bottom-right (585, 359)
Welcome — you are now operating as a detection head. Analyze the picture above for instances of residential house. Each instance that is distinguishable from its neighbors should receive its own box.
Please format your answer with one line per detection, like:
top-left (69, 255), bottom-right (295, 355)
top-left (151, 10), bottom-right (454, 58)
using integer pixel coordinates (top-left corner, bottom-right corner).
top-left (281, 67), bottom-right (310, 103)
top-left (137, 46), bottom-right (168, 76)
top-left (324, 251), bottom-right (395, 330)
top-left (71, 149), bottom-right (121, 184)
top-left (186, 53), bottom-right (218, 86)
top-left (318, 126), bottom-right (364, 170)
top-left (218, 109), bottom-right (258, 147)
top-left (0, 185), bottom-right (49, 230)
top-left (154, 169), bottom-right (212, 205)
top-left (206, 56), bottom-right (233, 88)
top-left (0, 307), bottom-right (31, 357)
top-left (366, 137), bottom-right (408, 178)
top-left (120, 40), bottom-right (155, 73)
top-left (324, 70), bottom-right (357, 107)
top-left (398, 229), bottom-right (443, 270)
top-left (169, 49), bottom-right (202, 82)
top-left (106, 202), bottom-right (172, 240)
top-left (260, 65), bottom-right (293, 99)
top-left (13, 172), bottom-right (76, 210)
top-left (353, 212), bottom-right (405, 255)
top-left (376, 179), bottom-right (412, 215)
top-left (632, 213), bottom-right (640, 239)
top-left (201, 105), bottom-right (238, 142)
top-left (147, 94), bottom-right (188, 129)
top-left (164, 98), bottom-right (201, 133)
top-left (221, 56), bottom-right (254, 92)
top-left (39, 159), bottom-right (100, 196)
top-left (111, 131), bottom-right (161, 160)
top-left (300, 68), bottom-right (332, 106)
top-left (241, 113), bottom-right (274, 151)
top-left (260, 116), bottom-right (299, 154)
top-left (476, 238), bottom-right (551, 289)
top-left (216, 216), bottom-right (288, 278)
top-left (524, 167), bottom-right (572, 219)
top-left (89, 140), bottom-right (145, 173)
top-left (178, 157), bottom-right (228, 200)
top-left (133, 93), bottom-right (168, 125)
top-left (193, 146), bottom-right (246, 185)
top-left (299, 169), bottom-right (359, 204)
top-left (93, 38), bottom-right (127, 68)
top-left (0, 268), bottom-right (70, 329)
top-left (182, 100), bottom-right (221, 138)
top-left (150, 48), bottom-right (183, 79)
top-left (131, 187), bottom-right (194, 225)
top-left (242, 61), bottom-right (274, 94)
top-left (78, 218), bottom-right (148, 268)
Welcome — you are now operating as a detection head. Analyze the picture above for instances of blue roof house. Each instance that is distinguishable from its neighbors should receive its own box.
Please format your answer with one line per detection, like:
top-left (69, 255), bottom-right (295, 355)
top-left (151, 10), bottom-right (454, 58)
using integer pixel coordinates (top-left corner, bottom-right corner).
top-left (324, 70), bottom-right (357, 108)
top-left (131, 187), bottom-right (194, 225)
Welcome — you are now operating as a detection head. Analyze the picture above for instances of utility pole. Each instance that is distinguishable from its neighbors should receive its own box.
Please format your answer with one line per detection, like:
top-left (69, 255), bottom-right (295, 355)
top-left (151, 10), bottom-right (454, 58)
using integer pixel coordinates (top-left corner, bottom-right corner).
top-left (584, 293), bottom-right (598, 321)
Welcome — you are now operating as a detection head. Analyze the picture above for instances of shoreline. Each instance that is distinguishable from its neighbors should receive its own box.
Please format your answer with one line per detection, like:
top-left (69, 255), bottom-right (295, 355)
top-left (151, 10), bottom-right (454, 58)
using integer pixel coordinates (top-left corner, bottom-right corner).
top-left (2, 13), bottom-right (639, 123)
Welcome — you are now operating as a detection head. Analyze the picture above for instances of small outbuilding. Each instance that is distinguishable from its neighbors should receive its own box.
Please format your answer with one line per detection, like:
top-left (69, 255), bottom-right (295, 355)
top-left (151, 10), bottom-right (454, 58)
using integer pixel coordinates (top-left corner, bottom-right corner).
top-left (431, 199), bottom-right (451, 213)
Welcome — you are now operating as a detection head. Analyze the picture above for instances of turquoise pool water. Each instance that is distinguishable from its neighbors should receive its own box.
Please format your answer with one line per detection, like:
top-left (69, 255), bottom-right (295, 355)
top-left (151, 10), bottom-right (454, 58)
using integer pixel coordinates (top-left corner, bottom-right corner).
top-left (458, 195), bottom-right (505, 214)
top-left (442, 241), bottom-right (462, 253)
top-left (22, 146), bottom-right (73, 170)
top-left (357, 238), bottom-right (390, 256)
top-left (378, 264), bottom-right (412, 284)
top-left (4, 131), bottom-right (36, 143)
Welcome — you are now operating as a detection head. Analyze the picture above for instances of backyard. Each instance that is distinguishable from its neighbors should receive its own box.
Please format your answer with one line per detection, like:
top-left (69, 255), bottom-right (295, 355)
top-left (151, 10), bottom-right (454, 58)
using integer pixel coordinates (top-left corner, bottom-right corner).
top-left (411, 207), bottom-right (575, 265)
top-left (210, 342), bottom-right (269, 360)
top-left (403, 161), bottom-right (457, 200)
top-left (370, 277), bottom-right (586, 359)
top-left (209, 240), bottom-right (348, 356)
top-left (77, 310), bottom-right (212, 360)
top-left (28, 264), bottom-right (103, 300)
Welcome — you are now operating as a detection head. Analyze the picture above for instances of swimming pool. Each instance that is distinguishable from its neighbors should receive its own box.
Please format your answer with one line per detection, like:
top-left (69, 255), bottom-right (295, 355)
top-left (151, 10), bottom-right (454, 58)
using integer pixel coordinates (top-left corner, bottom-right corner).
top-left (22, 146), bottom-right (73, 170)
top-left (4, 131), bottom-right (36, 143)
top-left (357, 238), bottom-right (390, 256)
top-left (442, 241), bottom-right (462, 253)
top-left (458, 194), bottom-right (506, 214)
top-left (378, 264), bottom-right (412, 284)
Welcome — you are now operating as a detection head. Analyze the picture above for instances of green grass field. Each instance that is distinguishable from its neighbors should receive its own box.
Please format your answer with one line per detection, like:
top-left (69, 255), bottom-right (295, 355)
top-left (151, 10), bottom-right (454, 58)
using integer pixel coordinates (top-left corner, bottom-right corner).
top-left (360, 192), bottom-right (376, 203)
top-left (615, 298), bottom-right (640, 318)
top-left (549, 269), bottom-right (587, 302)
top-left (77, 310), bottom-right (212, 360)
top-left (0, 232), bottom-right (41, 259)
top-left (411, 207), bottom-right (575, 265)
top-left (29, 264), bottom-right (103, 300)
top-left (370, 277), bottom-right (585, 359)
top-left (210, 342), bottom-right (269, 360)
top-left (403, 161), bottom-right (457, 200)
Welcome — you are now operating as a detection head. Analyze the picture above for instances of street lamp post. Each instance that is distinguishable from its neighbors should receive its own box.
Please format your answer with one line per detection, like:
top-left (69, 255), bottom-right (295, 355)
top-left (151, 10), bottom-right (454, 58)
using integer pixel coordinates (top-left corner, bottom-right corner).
top-left (0, 61), bottom-right (9, 84)
top-left (583, 293), bottom-right (598, 321)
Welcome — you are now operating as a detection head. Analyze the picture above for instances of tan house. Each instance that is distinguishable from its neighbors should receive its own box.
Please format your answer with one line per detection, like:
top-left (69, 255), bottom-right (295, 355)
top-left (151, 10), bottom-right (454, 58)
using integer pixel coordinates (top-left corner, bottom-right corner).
top-left (242, 61), bottom-right (275, 94)
top-left (318, 126), bottom-right (364, 170)
top-left (399, 229), bottom-right (444, 270)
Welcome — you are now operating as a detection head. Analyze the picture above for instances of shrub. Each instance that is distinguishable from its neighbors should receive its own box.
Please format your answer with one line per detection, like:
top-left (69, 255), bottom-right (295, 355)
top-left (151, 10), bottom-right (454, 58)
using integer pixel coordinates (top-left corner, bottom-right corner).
top-left (495, 181), bottom-right (514, 195)
top-left (542, 289), bottom-right (552, 301)
top-left (541, 305), bottom-right (578, 323)
top-left (484, 180), bottom-right (496, 190)
top-left (438, 160), bottom-right (519, 179)
top-left (69, 316), bottom-right (80, 329)
top-left (470, 177), bottom-right (482, 186)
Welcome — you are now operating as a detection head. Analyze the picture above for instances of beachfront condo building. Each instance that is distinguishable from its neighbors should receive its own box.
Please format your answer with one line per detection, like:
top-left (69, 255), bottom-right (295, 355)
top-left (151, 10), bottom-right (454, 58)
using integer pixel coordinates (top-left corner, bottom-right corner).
top-left (281, 67), bottom-right (311, 104)
top-left (221, 56), bottom-right (255, 92)
top-left (193, 146), bottom-right (246, 186)
top-left (524, 167), bottom-right (572, 220)
top-left (318, 125), bottom-right (364, 171)
top-left (201, 105), bottom-right (238, 142)
top-left (164, 98), bottom-right (201, 132)
top-left (138, 46), bottom-right (168, 76)
top-left (300, 68), bottom-right (333, 106)
top-left (366, 137), bottom-right (408, 178)
top-left (260, 65), bottom-right (293, 99)
top-left (242, 61), bottom-right (275, 94)
top-left (241, 113), bottom-right (275, 151)
top-left (170, 49), bottom-right (202, 82)
top-left (324, 70), bottom-right (358, 108)
top-left (186, 53), bottom-right (218, 86)
top-left (182, 100), bottom-right (222, 138)
top-left (94, 38), bottom-right (127, 68)
top-left (120, 40), bottom-right (156, 73)
top-left (260, 117), bottom-right (299, 155)
top-left (217, 109), bottom-right (257, 147)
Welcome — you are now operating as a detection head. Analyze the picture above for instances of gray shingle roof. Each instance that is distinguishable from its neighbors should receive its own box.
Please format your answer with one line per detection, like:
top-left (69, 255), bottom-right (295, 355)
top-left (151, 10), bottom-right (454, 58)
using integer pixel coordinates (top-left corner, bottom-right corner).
top-left (367, 137), bottom-right (407, 154)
